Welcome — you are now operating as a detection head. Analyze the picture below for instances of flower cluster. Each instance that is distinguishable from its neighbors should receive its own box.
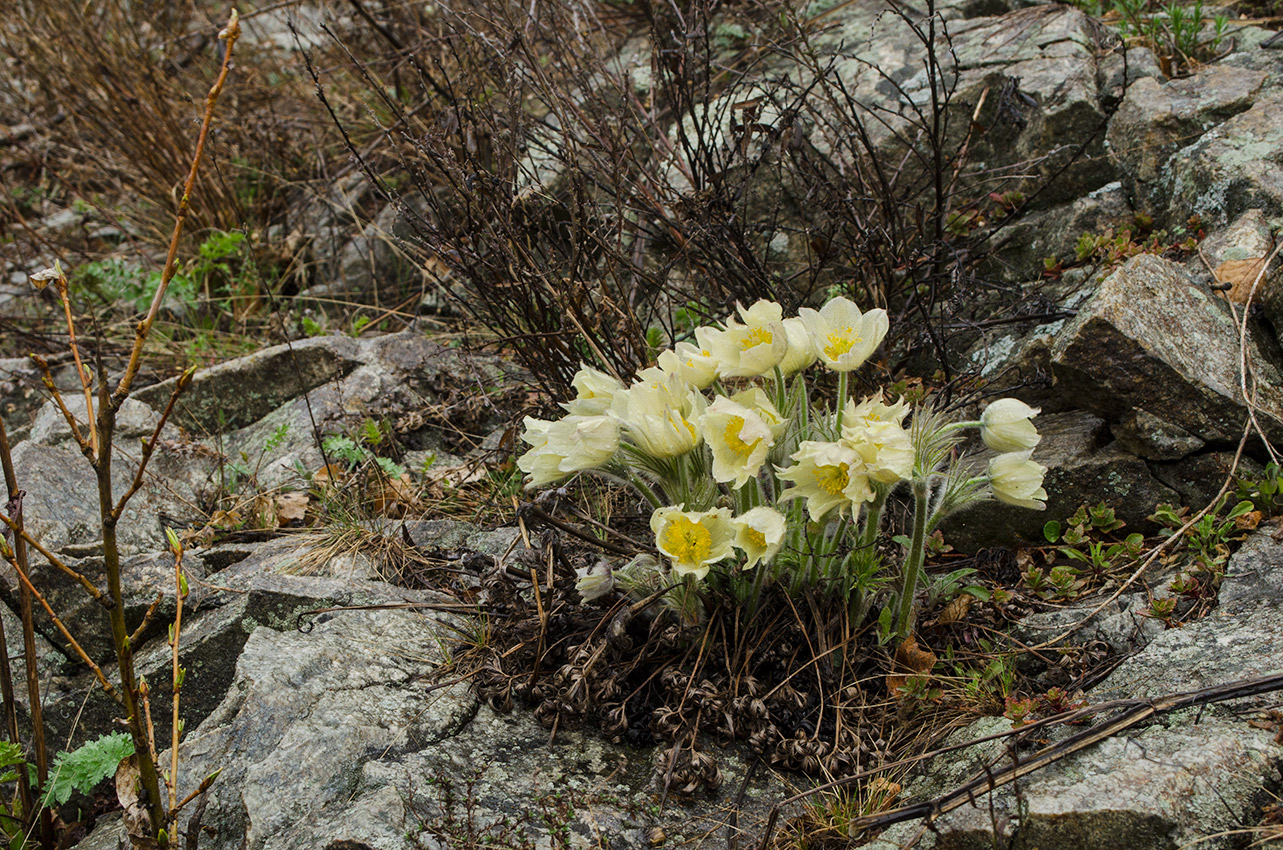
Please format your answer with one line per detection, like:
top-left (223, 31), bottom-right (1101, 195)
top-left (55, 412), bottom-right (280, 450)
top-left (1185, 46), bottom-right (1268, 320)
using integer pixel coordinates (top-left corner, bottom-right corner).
top-left (517, 296), bottom-right (1047, 636)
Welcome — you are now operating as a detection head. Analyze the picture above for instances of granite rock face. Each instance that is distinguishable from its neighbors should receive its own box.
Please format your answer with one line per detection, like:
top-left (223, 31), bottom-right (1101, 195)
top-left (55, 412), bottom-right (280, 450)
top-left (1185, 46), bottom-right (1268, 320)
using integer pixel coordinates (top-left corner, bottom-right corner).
top-left (1050, 253), bottom-right (1283, 444)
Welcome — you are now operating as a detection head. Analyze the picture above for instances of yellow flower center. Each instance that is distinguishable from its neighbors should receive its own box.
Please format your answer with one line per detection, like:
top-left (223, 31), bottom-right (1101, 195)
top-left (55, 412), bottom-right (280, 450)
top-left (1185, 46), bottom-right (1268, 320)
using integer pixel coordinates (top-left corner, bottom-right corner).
top-left (812, 463), bottom-right (849, 495)
top-left (723, 416), bottom-right (761, 459)
top-left (662, 517), bottom-right (712, 564)
top-left (824, 327), bottom-right (860, 359)
top-left (740, 327), bottom-right (774, 350)
top-left (744, 527), bottom-right (767, 550)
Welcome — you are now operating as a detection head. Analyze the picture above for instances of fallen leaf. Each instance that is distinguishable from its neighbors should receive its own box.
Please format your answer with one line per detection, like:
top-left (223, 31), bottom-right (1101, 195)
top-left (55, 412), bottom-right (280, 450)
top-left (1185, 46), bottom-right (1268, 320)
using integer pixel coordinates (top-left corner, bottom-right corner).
top-left (275, 492), bottom-right (309, 527)
top-left (895, 634), bottom-right (938, 674)
top-left (1214, 256), bottom-right (1270, 303)
top-left (1235, 509), bottom-right (1263, 531)
top-left (936, 593), bottom-right (974, 626)
top-left (115, 755), bottom-right (160, 850)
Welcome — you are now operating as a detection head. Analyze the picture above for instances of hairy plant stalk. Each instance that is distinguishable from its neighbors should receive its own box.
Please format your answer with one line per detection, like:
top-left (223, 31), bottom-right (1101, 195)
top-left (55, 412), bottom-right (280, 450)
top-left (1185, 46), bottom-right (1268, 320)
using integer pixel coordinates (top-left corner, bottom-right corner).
top-left (895, 479), bottom-right (931, 639)
top-left (169, 537), bottom-right (187, 817)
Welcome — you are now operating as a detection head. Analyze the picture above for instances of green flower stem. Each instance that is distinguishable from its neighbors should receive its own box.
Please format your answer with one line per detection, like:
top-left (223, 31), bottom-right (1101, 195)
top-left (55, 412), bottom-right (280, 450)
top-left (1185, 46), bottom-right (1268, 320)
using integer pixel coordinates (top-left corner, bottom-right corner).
top-left (861, 491), bottom-right (887, 551)
top-left (940, 420), bottom-right (981, 434)
top-left (773, 365), bottom-right (787, 413)
top-left (628, 473), bottom-right (664, 510)
top-left (834, 370), bottom-right (849, 433)
top-left (896, 478), bottom-right (931, 639)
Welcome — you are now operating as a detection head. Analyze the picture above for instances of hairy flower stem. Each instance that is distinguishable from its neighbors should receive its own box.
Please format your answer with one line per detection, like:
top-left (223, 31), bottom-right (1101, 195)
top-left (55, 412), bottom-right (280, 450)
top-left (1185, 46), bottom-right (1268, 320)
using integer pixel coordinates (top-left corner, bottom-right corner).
top-left (895, 479), bottom-right (931, 639)
top-left (834, 371), bottom-right (849, 433)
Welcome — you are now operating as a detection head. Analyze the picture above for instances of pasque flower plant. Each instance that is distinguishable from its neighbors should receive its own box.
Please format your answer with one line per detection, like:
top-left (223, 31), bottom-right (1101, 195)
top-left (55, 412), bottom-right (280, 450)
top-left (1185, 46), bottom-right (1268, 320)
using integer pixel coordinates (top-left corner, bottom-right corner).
top-left (517, 295), bottom-right (1048, 639)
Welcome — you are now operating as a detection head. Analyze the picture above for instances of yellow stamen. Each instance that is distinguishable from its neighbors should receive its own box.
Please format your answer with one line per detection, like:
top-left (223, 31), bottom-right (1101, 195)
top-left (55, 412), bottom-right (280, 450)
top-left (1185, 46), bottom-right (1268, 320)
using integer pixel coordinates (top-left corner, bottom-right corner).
top-left (744, 527), bottom-right (767, 550)
top-left (740, 327), bottom-right (773, 350)
top-left (723, 416), bottom-right (761, 459)
top-left (662, 517), bottom-right (712, 564)
top-left (812, 463), bottom-right (849, 495)
top-left (824, 327), bottom-right (860, 359)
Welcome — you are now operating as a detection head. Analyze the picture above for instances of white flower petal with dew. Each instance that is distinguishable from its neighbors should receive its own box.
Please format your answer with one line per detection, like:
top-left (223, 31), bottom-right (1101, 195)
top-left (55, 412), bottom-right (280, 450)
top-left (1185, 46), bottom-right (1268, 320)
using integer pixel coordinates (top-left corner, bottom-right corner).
top-left (798, 297), bottom-right (888, 372)
top-left (610, 372), bottom-right (705, 458)
top-left (706, 300), bottom-right (789, 377)
top-left (988, 450), bottom-right (1048, 510)
top-left (843, 420), bottom-right (914, 485)
top-left (562, 364), bottom-right (623, 416)
top-left (732, 507), bottom-right (787, 569)
top-left (517, 414), bottom-right (620, 486)
top-left (776, 440), bottom-right (874, 521)
top-left (729, 387), bottom-right (787, 438)
top-left (650, 505), bottom-right (736, 580)
top-left (702, 395), bottom-right (776, 488)
top-left (980, 398), bottom-right (1042, 453)
top-left (658, 340), bottom-right (719, 389)
top-left (779, 316), bottom-right (818, 375)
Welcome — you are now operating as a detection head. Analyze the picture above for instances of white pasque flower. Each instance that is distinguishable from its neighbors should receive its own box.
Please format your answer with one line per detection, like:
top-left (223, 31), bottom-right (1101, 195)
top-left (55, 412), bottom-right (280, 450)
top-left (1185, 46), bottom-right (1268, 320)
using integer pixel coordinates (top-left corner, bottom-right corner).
top-left (732, 507), bottom-right (787, 569)
top-left (657, 336), bottom-right (719, 390)
top-left (980, 398), bottom-right (1042, 453)
top-left (777, 440), bottom-right (875, 521)
top-left (703, 300), bottom-right (790, 378)
top-left (562, 364), bottom-right (624, 416)
top-left (517, 414), bottom-right (620, 486)
top-left (701, 395), bottom-right (778, 488)
top-left (651, 505), bottom-right (736, 580)
top-left (987, 450), bottom-right (1048, 510)
top-left (797, 296), bottom-right (889, 372)
top-left (575, 560), bottom-right (616, 602)
top-left (779, 316), bottom-right (818, 375)
top-left (611, 372), bottom-right (706, 458)
top-left (841, 392), bottom-right (913, 484)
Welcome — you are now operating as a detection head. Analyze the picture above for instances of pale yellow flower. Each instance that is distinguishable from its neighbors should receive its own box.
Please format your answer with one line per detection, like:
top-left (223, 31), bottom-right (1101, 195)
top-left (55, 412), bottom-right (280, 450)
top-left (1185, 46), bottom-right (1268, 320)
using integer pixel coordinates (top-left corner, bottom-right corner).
top-left (729, 386), bottom-right (787, 437)
top-left (657, 339), bottom-right (719, 390)
top-left (797, 297), bottom-right (888, 372)
top-left (701, 395), bottom-right (776, 488)
top-left (980, 399), bottom-right (1041, 453)
top-left (988, 450), bottom-right (1048, 509)
top-left (610, 372), bottom-right (705, 458)
top-left (842, 391), bottom-right (910, 428)
top-left (779, 316), bottom-right (818, 375)
top-left (650, 505), bottom-right (736, 579)
top-left (843, 421), bottom-right (913, 485)
top-left (732, 507), bottom-right (787, 569)
top-left (704, 300), bottom-right (789, 377)
top-left (777, 440), bottom-right (874, 521)
top-left (562, 364), bottom-right (624, 416)
top-left (517, 415), bottom-right (620, 486)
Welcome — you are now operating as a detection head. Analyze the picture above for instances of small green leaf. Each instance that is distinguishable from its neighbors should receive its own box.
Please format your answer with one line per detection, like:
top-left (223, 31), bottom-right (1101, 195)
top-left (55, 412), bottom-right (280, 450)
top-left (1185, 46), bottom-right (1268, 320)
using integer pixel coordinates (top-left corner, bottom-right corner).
top-left (41, 732), bottom-right (134, 807)
top-left (1042, 520), bottom-right (1061, 543)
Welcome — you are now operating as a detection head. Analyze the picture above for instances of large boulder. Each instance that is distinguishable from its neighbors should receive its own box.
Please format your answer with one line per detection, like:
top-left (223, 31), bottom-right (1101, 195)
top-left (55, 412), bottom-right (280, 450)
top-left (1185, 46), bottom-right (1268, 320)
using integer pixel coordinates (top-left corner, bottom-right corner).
top-left (1050, 253), bottom-right (1283, 445)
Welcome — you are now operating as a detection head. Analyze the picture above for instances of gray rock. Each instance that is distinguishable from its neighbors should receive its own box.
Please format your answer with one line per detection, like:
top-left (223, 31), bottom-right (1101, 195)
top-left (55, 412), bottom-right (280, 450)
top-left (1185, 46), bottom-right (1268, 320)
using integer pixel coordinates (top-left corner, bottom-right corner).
top-left (1164, 93), bottom-right (1283, 228)
top-left (135, 335), bottom-right (363, 433)
top-left (1108, 65), bottom-right (1266, 214)
top-left (869, 527), bottom-right (1283, 850)
top-left (1050, 253), bottom-right (1283, 444)
top-left (1110, 406), bottom-right (1205, 460)
top-left (987, 181), bottom-right (1133, 284)
top-left (1151, 450), bottom-right (1261, 510)
top-left (28, 394), bottom-right (158, 446)
top-left (1200, 207), bottom-right (1275, 268)
top-left (1011, 592), bottom-right (1162, 659)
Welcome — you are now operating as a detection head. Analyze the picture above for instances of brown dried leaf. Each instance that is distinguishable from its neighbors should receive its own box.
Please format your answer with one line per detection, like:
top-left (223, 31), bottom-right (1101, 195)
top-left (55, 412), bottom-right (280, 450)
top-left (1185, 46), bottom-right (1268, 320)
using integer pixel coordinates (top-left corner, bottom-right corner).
top-left (1235, 509), bottom-right (1263, 531)
top-left (275, 492), bottom-right (309, 527)
top-left (115, 755), bottom-right (160, 850)
top-left (1214, 257), bottom-right (1269, 303)
top-left (936, 593), bottom-right (974, 626)
top-left (894, 635), bottom-right (938, 674)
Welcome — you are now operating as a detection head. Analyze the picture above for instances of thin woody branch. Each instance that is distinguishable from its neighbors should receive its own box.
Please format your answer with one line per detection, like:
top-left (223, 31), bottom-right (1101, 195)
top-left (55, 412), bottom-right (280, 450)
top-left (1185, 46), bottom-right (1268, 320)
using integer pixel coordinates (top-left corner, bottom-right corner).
top-left (0, 511), bottom-right (104, 602)
top-left (112, 11), bottom-right (241, 408)
top-left (114, 367), bottom-right (195, 519)
top-left (29, 354), bottom-right (92, 461)
top-left (0, 549), bottom-right (117, 702)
